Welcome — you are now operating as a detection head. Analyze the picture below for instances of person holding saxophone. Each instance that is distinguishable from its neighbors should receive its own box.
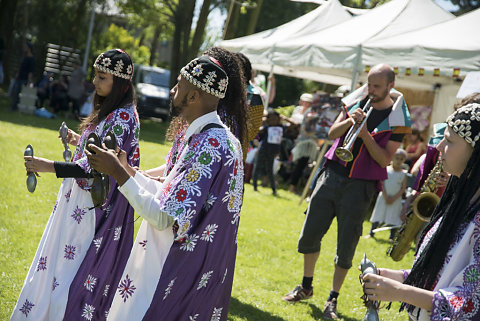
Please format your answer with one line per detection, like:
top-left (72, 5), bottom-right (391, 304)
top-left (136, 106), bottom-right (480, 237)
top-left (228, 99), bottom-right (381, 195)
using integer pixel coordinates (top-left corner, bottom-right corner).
top-left (362, 103), bottom-right (480, 321)
top-left (283, 64), bottom-right (411, 319)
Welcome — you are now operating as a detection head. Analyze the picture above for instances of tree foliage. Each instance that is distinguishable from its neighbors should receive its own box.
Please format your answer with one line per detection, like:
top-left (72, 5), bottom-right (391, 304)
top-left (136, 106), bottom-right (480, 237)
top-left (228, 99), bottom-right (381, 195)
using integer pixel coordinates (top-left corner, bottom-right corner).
top-left (95, 24), bottom-right (150, 65)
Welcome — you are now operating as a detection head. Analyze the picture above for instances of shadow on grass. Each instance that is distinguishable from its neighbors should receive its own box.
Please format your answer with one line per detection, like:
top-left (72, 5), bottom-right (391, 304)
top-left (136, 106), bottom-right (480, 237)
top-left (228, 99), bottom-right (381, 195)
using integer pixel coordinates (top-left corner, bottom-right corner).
top-left (307, 302), bottom-right (359, 321)
top-left (0, 96), bottom-right (169, 145)
top-left (229, 297), bottom-right (287, 321)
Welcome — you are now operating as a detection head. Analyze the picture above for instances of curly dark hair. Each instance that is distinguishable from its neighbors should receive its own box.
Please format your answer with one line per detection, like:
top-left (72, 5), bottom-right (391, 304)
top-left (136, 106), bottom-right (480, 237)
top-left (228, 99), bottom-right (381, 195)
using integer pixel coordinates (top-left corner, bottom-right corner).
top-left (202, 47), bottom-right (248, 145)
top-left (235, 52), bottom-right (252, 86)
top-left (79, 76), bottom-right (136, 132)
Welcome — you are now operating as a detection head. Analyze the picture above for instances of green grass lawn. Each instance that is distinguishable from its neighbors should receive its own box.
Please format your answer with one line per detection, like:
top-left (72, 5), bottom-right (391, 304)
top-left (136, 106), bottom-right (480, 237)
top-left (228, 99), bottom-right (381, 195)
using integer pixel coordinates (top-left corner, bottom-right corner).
top-left (0, 95), bottom-right (413, 320)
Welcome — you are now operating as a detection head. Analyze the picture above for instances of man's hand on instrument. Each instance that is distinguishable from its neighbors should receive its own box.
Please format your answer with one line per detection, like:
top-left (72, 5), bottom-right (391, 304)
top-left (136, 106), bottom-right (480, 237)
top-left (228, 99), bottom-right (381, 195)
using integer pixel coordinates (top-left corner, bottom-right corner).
top-left (86, 144), bottom-right (122, 176)
top-left (350, 109), bottom-right (370, 140)
top-left (351, 108), bottom-right (366, 124)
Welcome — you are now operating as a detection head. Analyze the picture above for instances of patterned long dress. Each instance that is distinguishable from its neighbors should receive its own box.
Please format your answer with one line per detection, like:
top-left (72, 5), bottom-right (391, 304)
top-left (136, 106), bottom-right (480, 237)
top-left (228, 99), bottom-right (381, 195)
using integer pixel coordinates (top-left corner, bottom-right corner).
top-left (106, 113), bottom-right (244, 321)
top-left (12, 105), bottom-right (140, 321)
top-left (410, 210), bottom-right (480, 321)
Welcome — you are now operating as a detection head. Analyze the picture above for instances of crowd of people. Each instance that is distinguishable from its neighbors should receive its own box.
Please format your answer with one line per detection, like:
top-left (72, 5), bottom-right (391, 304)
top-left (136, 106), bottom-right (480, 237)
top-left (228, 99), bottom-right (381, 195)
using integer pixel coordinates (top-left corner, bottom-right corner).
top-left (7, 42), bottom-right (480, 321)
top-left (8, 41), bottom-right (90, 119)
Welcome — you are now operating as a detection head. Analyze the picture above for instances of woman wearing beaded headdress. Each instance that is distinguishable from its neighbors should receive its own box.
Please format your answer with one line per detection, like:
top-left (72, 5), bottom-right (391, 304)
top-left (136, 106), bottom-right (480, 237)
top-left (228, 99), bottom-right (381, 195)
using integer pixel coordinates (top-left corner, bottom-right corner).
top-left (362, 103), bottom-right (480, 320)
top-left (13, 49), bottom-right (140, 321)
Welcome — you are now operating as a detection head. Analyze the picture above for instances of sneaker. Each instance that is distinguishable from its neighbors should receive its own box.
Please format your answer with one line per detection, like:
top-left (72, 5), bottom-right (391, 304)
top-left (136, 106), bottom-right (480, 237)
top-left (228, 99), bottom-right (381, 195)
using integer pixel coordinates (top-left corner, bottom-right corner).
top-left (322, 298), bottom-right (338, 319)
top-left (282, 285), bottom-right (313, 302)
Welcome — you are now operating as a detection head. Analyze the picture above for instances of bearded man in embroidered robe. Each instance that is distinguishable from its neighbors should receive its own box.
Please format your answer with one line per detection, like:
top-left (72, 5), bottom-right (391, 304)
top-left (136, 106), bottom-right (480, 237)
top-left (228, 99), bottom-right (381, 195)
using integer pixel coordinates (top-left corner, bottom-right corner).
top-left (86, 52), bottom-right (247, 321)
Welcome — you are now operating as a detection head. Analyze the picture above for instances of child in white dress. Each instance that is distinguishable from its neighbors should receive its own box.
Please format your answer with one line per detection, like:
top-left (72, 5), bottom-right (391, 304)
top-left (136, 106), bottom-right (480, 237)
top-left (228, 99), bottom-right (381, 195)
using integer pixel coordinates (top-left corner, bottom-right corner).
top-left (368, 148), bottom-right (408, 240)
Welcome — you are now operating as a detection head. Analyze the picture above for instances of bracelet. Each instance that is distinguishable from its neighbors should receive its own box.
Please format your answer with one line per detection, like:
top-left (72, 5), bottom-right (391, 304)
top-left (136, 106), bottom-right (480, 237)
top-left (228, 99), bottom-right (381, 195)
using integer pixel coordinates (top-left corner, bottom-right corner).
top-left (402, 269), bottom-right (410, 281)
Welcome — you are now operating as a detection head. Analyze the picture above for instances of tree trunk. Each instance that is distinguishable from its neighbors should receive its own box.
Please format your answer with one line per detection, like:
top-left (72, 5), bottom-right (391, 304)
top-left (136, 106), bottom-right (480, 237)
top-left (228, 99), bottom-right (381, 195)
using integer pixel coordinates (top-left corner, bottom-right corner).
top-left (181, 0), bottom-right (196, 65)
top-left (0, 0), bottom-right (19, 82)
top-left (138, 29), bottom-right (146, 47)
top-left (223, 1), bottom-right (240, 40)
top-left (70, 0), bottom-right (88, 48)
top-left (150, 24), bottom-right (162, 66)
top-left (170, 2), bottom-right (184, 88)
top-left (245, 0), bottom-right (263, 35)
top-left (189, 0), bottom-right (212, 59)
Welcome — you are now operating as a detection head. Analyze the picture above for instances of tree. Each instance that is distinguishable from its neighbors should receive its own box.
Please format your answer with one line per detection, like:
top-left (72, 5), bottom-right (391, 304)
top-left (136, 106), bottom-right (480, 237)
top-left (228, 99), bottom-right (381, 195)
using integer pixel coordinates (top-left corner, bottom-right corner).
top-left (119, 0), bottom-right (174, 66)
top-left (95, 24), bottom-right (150, 65)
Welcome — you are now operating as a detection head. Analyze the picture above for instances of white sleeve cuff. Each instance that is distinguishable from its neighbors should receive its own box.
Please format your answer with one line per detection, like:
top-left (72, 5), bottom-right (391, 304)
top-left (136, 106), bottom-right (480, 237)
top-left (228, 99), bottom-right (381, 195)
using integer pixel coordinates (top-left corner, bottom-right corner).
top-left (118, 176), bottom-right (174, 230)
top-left (133, 171), bottom-right (163, 195)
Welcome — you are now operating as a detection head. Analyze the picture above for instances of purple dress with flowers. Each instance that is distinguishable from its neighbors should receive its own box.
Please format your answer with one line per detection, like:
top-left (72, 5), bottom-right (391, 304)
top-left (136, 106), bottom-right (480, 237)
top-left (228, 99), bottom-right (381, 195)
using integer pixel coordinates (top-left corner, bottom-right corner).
top-left (11, 105), bottom-right (140, 321)
top-left (409, 210), bottom-right (480, 321)
top-left (106, 115), bottom-right (244, 321)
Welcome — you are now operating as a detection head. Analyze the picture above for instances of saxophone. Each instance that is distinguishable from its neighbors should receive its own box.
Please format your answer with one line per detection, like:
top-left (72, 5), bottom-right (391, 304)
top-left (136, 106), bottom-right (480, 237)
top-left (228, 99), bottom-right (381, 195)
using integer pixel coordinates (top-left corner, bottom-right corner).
top-left (387, 158), bottom-right (443, 261)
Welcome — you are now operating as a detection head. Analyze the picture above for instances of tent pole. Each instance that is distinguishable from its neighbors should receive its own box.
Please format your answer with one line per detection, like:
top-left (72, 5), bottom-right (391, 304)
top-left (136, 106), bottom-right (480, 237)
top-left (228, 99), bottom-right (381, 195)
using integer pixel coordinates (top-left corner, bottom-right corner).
top-left (83, 0), bottom-right (96, 72)
top-left (264, 64), bottom-right (274, 111)
top-left (350, 45), bottom-right (362, 92)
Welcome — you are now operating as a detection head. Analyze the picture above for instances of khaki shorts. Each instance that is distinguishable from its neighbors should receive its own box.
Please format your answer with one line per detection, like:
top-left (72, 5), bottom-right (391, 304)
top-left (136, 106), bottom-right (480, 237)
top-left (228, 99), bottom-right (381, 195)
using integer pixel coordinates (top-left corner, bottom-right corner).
top-left (298, 167), bottom-right (376, 269)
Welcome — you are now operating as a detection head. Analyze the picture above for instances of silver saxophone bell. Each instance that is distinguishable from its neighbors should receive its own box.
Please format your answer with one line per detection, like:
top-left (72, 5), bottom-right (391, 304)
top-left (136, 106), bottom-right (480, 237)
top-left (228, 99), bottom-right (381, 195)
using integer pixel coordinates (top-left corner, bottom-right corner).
top-left (24, 144), bottom-right (37, 193)
top-left (59, 122), bottom-right (72, 162)
top-left (360, 254), bottom-right (380, 321)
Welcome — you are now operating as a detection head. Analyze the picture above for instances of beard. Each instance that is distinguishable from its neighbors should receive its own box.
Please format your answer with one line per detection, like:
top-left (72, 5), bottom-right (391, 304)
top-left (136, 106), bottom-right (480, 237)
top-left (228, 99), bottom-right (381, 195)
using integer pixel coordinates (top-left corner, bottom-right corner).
top-left (169, 95), bottom-right (188, 118)
top-left (371, 88), bottom-right (390, 103)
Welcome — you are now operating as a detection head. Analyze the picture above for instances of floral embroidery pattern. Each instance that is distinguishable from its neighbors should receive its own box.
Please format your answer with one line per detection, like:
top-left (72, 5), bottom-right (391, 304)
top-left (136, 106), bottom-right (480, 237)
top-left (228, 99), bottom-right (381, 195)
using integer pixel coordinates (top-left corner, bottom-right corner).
top-left (211, 307), bottom-right (223, 321)
top-left (222, 268), bottom-right (228, 284)
top-left (176, 189), bottom-right (188, 202)
top-left (118, 274), bottom-right (136, 302)
top-left (93, 237), bottom-right (103, 253)
top-left (103, 284), bottom-right (110, 297)
top-left (180, 234), bottom-right (199, 252)
top-left (208, 138), bottom-right (219, 147)
top-left (19, 299), bottom-right (34, 317)
top-left (430, 212), bottom-right (480, 320)
top-left (199, 152), bottom-right (212, 165)
top-left (37, 256), bottom-right (47, 271)
top-left (65, 189), bottom-right (71, 202)
top-left (186, 169), bottom-right (200, 182)
top-left (114, 226), bottom-right (122, 241)
top-left (64, 245), bottom-right (76, 260)
top-left (84, 274), bottom-right (97, 292)
top-left (201, 224), bottom-right (218, 242)
top-left (71, 206), bottom-right (86, 224)
top-left (52, 277), bottom-right (59, 291)
top-left (81, 303), bottom-right (95, 320)
top-left (197, 271), bottom-right (213, 290)
top-left (204, 194), bottom-right (217, 211)
top-left (113, 124), bottom-right (124, 136)
top-left (164, 278), bottom-right (176, 300)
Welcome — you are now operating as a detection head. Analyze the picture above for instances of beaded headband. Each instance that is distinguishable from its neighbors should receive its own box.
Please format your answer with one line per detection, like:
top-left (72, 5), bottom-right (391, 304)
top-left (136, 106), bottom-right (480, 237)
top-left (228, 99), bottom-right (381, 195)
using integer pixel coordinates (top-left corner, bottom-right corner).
top-left (446, 103), bottom-right (480, 148)
top-left (93, 49), bottom-right (133, 80)
top-left (180, 56), bottom-right (228, 99)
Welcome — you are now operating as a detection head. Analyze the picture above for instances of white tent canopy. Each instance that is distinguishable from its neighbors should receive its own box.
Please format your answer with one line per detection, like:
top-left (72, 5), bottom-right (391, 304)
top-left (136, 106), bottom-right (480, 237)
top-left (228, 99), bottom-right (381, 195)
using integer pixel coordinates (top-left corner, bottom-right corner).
top-left (272, 0), bottom-right (455, 87)
top-left (220, 0), bottom-right (352, 68)
top-left (362, 8), bottom-right (480, 125)
top-left (363, 8), bottom-right (480, 74)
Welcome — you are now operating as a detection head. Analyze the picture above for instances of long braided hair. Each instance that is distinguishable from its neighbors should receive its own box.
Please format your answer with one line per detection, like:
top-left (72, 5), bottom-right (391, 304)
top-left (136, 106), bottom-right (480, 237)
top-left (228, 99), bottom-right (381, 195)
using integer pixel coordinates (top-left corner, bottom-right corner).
top-left (402, 104), bottom-right (480, 313)
top-left (202, 47), bottom-right (248, 145)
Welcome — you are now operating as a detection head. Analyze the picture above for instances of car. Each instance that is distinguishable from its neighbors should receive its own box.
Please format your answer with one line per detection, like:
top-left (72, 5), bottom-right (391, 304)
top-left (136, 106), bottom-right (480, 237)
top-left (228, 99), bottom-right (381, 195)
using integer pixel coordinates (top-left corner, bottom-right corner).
top-left (133, 64), bottom-right (171, 120)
